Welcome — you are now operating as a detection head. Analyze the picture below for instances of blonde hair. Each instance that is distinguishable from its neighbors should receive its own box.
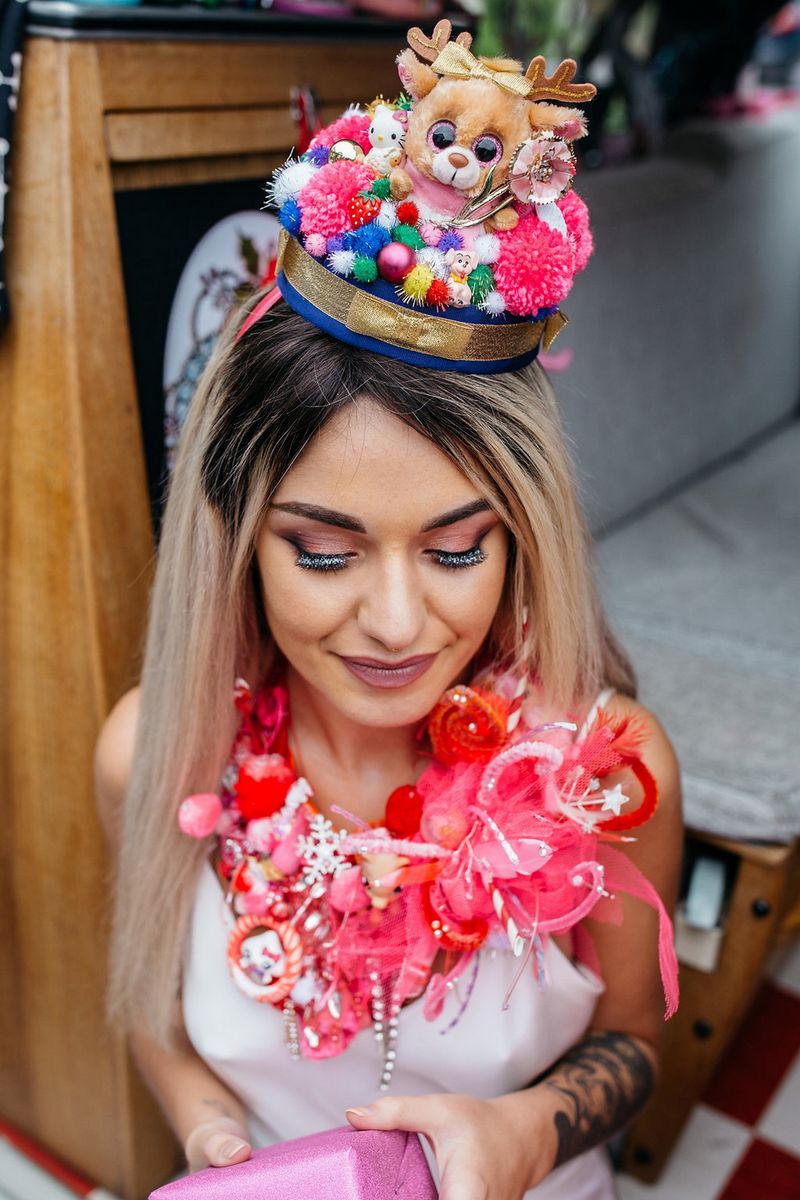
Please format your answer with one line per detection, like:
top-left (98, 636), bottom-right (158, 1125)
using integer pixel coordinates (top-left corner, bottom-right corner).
top-left (107, 298), bottom-right (634, 1046)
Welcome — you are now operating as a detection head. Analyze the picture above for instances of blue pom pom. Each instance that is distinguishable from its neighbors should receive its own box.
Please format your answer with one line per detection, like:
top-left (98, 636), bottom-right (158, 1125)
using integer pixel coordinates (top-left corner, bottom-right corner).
top-left (279, 199), bottom-right (302, 236)
top-left (327, 233), bottom-right (346, 254)
top-left (303, 145), bottom-right (329, 166)
top-left (438, 229), bottom-right (464, 253)
top-left (344, 221), bottom-right (391, 258)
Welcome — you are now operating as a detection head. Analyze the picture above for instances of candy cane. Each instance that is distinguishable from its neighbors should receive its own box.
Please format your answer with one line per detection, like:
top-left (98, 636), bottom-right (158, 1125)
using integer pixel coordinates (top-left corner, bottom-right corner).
top-left (492, 887), bottom-right (526, 957)
top-left (227, 914), bottom-right (303, 1004)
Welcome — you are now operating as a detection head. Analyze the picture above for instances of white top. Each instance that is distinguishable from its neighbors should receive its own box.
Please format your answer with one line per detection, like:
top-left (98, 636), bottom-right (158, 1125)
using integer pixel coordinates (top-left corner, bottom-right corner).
top-left (182, 693), bottom-right (619, 1198)
top-left (184, 864), bottom-right (614, 1197)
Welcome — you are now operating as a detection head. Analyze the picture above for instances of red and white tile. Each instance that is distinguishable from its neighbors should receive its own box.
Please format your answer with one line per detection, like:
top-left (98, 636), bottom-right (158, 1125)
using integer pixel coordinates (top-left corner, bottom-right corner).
top-left (617, 938), bottom-right (800, 1199)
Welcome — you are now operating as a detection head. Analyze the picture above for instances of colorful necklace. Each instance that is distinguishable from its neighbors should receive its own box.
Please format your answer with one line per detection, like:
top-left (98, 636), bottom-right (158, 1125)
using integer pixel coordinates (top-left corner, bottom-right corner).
top-left (178, 673), bottom-right (675, 1089)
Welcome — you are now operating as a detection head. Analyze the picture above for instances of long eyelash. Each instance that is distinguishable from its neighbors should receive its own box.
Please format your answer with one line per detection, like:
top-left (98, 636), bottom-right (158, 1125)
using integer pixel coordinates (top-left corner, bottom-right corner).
top-left (295, 549), bottom-right (349, 572)
top-left (433, 546), bottom-right (487, 570)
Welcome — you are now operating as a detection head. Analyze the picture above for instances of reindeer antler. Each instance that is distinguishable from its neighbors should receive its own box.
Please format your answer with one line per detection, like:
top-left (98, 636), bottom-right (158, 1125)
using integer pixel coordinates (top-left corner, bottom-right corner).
top-left (407, 20), bottom-right (472, 63)
top-left (524, 56), bottom-right (596, 104)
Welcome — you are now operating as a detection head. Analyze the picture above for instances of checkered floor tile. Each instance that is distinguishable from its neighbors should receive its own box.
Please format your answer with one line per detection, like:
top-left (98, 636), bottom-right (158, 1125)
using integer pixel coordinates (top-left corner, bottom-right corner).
top-left (2, 943), bottom-right (799, 1199)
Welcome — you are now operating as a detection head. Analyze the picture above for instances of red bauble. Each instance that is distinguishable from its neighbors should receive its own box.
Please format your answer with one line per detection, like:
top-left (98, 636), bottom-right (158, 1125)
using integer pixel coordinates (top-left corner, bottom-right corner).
top-left (236, 760), bottom-right (295, 820)
top-left (385, 784), bottom-right (423, 838)
top-left (396, 200), bottom-right (419, 226)
top-left (376, 241), bottom-right (415, 283)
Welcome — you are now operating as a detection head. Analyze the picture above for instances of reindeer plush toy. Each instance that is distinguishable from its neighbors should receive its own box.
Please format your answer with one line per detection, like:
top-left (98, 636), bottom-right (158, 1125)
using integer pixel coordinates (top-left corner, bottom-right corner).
top-left (391, 21), bottom-right (596, 234)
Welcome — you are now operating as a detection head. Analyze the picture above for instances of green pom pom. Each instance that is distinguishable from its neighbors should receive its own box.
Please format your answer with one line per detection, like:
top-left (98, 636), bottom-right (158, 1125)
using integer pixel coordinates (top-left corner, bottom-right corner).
top-left (353, 254), bottom-right (378, 283)
top-left (393, 223), bottom-right (426, 250)
top-left (468, 263), bottom-right (495, 305)
top-left (369, 177), bottom-right (392, 200)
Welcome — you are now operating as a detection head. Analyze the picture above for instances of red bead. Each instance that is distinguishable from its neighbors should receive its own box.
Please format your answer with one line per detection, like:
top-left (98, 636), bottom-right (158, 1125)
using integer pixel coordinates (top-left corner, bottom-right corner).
top-left (385, 785), bottom-right (423, 838)
top-left (236, 761), bottom-right (295, 820)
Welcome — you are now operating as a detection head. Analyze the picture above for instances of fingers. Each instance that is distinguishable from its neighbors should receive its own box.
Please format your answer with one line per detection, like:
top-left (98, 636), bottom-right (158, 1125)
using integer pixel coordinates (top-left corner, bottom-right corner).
top-left (184, 1117), bottom-right (252, 1172)
top-left (346, 1093), bottom-right (444, 1136)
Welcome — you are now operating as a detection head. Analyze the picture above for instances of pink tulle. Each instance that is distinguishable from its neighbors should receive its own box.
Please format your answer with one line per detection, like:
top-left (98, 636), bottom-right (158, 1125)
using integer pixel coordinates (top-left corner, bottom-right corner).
top-left (309, 113), bottom-right (372, 155)
top-left (493, 213), bottom-right (576, 314)
top-left (558, 190), bottom-right (593, 274)
top-left (298, 161), bottom-right (376, 238)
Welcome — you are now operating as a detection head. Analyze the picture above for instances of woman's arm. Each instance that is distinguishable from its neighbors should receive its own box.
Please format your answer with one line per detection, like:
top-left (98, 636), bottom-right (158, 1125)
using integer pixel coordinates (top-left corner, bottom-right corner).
top-left (95, 690), bottom-right (253, 1171)
top-left (348, 698), bottom-right (682, 1198)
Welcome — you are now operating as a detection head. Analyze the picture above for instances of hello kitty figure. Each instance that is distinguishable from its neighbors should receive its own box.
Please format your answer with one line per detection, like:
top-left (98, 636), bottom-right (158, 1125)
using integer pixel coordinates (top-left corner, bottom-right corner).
top-left (227, 914), bottom-right (303, 1003)
top-left (364, 103), bottom-right (408, 176)
top-left (445, 248), bottom-right (479, 307)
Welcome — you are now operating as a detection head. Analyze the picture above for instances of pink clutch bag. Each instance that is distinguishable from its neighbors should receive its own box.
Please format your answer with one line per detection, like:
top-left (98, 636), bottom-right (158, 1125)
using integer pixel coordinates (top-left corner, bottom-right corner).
top-left (149, 1126), bottom-right (437, 1200)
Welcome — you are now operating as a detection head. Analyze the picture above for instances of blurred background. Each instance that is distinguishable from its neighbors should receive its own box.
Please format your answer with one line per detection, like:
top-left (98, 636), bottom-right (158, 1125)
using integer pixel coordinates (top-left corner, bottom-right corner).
top-left (1, 3), bottom-right (799, 1198)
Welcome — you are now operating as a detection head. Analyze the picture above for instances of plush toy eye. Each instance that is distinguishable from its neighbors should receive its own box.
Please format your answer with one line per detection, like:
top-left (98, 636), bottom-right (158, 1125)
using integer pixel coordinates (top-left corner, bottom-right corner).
top-left (429, 120), bottom-right (456, 151)
top-left (473, 134), bottom-right (503, 164)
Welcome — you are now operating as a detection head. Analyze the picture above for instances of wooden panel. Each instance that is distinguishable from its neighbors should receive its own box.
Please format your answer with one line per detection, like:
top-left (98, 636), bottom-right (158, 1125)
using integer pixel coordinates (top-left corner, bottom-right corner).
top-left (105, 102), bottom-right (343, 163)
top-left (97, 40), bottom-right (400, 111)
top-left (112, 151), bottom-right (286, 192)
top-left (0, 38), bottom-right (176, 1199)
top-left (622, 839), bottom-right (800, 1181)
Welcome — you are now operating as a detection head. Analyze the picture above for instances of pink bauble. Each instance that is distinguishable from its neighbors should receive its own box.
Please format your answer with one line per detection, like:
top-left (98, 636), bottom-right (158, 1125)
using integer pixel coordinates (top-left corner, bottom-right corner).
top-left (178, 793), bottom-right (222, 838)
top-left (376, 241), bottom-right (415, 283)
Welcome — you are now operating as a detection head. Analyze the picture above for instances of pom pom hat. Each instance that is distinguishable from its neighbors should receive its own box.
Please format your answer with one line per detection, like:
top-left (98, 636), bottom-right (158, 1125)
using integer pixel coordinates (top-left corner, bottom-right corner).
top-left (242, 20), bottom-right (597, 373)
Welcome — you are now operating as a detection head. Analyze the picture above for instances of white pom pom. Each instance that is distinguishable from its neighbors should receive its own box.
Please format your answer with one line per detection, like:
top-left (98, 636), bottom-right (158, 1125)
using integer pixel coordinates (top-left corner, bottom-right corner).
top-left (474, 233), bottom-right (501, 264)
top-left (268, 160), bottom-right (318, 208)
top-left (416, 247), bottom-right (448, 280)
top-left (328, 250), bottom-right (356, 277)
top-left (481, 290), bottom-right (506, 316)
top-left (376, 200), bottom-right (397, 230)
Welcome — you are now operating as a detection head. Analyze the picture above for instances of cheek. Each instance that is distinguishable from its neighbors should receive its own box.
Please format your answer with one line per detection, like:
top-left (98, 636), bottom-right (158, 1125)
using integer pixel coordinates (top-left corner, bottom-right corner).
top-left (256, 544), bottom-right (353, 650)
top-left (432, 538), bottom-right (508, 638)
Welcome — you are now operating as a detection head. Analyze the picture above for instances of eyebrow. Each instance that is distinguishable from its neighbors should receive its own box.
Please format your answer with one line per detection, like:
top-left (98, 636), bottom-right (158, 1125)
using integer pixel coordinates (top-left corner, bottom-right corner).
top-left (270, 499), bottom-right (491, 534)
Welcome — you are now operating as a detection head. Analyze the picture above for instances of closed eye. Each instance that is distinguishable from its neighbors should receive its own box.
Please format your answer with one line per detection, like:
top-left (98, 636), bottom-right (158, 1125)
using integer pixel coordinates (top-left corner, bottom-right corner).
top-left (429, 544), bottom-right (487, 570)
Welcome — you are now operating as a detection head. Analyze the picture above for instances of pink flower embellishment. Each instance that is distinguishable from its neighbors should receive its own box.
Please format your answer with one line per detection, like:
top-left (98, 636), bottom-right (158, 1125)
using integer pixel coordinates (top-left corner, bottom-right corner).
top-left (509, 136), bottom-right (576, 206)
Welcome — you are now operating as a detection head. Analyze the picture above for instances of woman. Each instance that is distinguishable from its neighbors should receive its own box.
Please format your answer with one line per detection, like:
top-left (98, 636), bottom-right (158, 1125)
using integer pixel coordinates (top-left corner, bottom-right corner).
top-left (97, 32), bottom-right (681, 1198)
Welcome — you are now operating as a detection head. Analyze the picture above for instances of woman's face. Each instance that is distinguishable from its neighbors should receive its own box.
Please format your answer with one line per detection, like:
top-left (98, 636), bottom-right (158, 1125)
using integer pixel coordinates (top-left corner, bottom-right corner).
top-left (256, 401), bottom-right (509, 728)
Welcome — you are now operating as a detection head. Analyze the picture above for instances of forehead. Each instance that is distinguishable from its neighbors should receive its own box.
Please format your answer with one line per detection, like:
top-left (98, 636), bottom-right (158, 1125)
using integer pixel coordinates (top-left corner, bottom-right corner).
top-left (272, 401), bottom-right (481, 523)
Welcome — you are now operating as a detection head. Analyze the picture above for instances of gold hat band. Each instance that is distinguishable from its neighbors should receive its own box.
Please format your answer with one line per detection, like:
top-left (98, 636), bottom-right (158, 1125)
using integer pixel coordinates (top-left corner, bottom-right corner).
top-left (278, 232), bottom-right (555, 364)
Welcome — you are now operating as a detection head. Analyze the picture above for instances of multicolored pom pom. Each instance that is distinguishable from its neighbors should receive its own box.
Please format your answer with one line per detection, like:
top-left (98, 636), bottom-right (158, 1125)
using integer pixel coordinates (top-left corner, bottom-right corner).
top-left (279, 199), bottom-right (302, 236)
top-left (420, 221), bottom-right (443, 247)
top-left (481, 290), bottom-right (507, 316)
top-left (393, 223), bottom-right (426, 250)
top-left (416, 247), bottom-right (448, 280)
top-left (399, 263), bottom-right (434, 304)
top-left (345, 220), bottom-right (391, 258)
top-left (396, 201), bottom-right (419, 226)
top-left (474, 232), bottom-right (501, 264)
top-left (438, 229), bottom-right (464, 253)
top-left (329, 249), bottom-right (356, 276)
top-left (304, 233), bottom-right (328, 258)
top-left (376, 200), bottom-right (398, 230)
top-left (369, 177), bottom-right (392, 201)
top-left (468, 263), bottom-right (495, 305)
top-left (353, 254), bottom-right (379, 283)
top-left (270, 161), bottom-right (318, 209)
top-left (425, 278), bottom-right (450, 309)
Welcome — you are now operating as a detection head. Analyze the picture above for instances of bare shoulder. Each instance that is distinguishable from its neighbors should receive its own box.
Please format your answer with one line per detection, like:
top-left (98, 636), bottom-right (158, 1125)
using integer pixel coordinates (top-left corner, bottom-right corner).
top-left (604, 692), bottom-right (682, 813)
top-left (94, 686), bottom-right (141, 850)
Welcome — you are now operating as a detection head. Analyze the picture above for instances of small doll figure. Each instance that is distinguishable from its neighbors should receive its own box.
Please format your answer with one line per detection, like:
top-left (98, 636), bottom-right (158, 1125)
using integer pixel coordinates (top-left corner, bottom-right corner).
top-left (239, 927), bottom-right (286, 987)
top-left (360, 852), bottom-right (410, 910)
top-left (364, 104), bottom-right (408, 176)
top-left (445, 248), bottom-right (478, 307)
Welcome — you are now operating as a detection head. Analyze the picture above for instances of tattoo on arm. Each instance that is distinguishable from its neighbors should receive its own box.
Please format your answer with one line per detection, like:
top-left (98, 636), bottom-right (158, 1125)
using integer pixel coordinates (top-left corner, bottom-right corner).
top-left (200, 1098), bottom-right (237, 1120)
top-left (541, 1031), bottom-right (655, 1167)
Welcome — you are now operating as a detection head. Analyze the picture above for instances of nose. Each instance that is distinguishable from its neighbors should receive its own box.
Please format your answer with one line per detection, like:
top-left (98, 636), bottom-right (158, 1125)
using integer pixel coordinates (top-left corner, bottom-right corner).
top-left (357, 557), bottom-right (427, 652)
top-left (448, 151), bottom-right (469, 169)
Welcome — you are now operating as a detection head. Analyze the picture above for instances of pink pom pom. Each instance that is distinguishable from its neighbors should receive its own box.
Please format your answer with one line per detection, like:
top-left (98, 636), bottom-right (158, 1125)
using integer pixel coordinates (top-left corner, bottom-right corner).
top-left (420, 221), bottom-right (442, 247)
top-left (304, 233), bottom-right (328, 257)
top-left (309, 112), bottom-right (372, 154)
top-left (246, 817), bottom-right (276, 854)
top-left (178, 793), bottom-right (222, 838)
top-left (299, 160), bottom-right (376, 238)
top-left (494, 213), bottom-right (576, 315)
top-left (558, 190), bottom-right (593, 274)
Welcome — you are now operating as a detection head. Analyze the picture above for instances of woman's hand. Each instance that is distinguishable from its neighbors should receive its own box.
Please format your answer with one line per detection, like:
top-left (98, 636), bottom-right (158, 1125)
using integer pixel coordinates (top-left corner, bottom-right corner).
top-left (183, 1116), bottom-right (252, 1172)
top-left (346, 1092), bottom-right (555, 1200)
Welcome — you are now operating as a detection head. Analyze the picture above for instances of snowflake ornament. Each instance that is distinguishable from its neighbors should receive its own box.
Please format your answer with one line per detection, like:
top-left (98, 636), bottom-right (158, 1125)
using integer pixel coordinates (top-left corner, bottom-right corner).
top-left (297, 814), bottom-right (348, 884)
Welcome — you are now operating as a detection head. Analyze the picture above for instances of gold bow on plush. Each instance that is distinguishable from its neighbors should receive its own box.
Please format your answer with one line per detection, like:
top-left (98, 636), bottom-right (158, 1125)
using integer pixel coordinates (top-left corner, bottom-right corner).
top-left (431, 42), bottom-right (533, 98)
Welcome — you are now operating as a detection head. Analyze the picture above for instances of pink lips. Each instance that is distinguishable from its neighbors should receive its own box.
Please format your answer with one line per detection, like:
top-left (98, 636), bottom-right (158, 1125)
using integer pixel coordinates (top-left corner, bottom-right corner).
top-left (338, 653), bottom-right (438, 690)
